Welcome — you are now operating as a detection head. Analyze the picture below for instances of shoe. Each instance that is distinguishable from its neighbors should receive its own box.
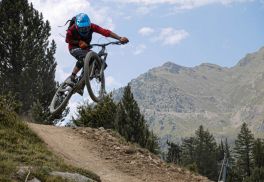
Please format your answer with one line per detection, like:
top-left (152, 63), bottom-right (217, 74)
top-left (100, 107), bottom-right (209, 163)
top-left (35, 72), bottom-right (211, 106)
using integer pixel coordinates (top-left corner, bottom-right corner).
top-left (65, 75), bottom-right (77, 87)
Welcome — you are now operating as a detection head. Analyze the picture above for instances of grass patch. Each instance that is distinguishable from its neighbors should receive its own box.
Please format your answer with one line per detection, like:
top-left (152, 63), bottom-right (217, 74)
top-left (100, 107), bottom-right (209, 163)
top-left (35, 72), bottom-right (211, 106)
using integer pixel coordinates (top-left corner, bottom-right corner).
top-left (0, 96), bottom-right (100, 181)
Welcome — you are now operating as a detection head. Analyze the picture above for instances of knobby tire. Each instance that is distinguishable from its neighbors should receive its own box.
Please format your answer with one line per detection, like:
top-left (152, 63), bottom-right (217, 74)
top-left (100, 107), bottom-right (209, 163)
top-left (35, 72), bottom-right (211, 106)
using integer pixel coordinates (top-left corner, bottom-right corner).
top-left (84, 51), bottom-right (105, 103)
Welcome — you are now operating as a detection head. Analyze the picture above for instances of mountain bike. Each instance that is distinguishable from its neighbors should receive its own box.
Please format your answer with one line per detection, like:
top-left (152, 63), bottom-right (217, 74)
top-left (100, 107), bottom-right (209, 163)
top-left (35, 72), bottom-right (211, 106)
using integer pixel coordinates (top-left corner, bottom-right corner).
top-left (49, 41), bottom-right (122, 117)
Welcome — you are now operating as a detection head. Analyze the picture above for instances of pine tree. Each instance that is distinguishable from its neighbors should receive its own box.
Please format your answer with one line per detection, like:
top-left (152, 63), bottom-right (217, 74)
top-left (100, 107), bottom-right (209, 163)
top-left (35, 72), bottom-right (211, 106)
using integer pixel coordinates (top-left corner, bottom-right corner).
top-left (121, 84), bottom-right (142, 143)
top-left (194, 125), bottom-right (218, 180)
top-left (116, 84), bottom-right (159, 153)
top-left (234, 122), bottom-right (254, 177)
top-left (244, 167), bottom-right (264, 182)
top-left (0, 0), bottom-right (57, 118)
top-left (114, 102), bottom-right (130, 140)
top-left (253, 138), bottom-right (264, 168)
top-left (145, 130), bottom-right (159, 154)
top-left (36, 40), bottom-right (57, 110)
top-left (180, 126), bottom-right (219, 180)
top-left (166, 141), bottom-right (181, 164)
top-left (241, 139), bottom-right (264, 182)
top-left (181, 137), bottom-right (196, 166)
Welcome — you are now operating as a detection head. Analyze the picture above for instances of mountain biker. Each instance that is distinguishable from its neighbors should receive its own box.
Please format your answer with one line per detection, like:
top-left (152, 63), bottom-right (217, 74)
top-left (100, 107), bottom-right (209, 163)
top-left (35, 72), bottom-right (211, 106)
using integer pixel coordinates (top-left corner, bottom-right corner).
top-left (65, 13), bottom-right (129, 95)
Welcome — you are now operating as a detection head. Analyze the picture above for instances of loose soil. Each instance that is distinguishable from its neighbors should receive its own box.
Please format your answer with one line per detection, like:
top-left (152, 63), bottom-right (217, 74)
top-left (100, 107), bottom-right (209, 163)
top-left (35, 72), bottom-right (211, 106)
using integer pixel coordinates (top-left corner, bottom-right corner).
top-left (28, 123), bottom-right (211, 182)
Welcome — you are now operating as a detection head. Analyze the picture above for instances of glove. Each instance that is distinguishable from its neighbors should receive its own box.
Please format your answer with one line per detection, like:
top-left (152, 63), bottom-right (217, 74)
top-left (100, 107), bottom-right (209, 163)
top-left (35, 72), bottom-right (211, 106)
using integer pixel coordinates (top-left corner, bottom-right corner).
top-left (79, 40), bottom-right (88, 49)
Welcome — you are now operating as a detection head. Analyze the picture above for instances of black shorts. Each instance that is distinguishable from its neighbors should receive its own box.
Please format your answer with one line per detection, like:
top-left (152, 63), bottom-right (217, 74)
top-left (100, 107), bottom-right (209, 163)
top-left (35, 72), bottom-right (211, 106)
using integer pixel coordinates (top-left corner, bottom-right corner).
top-left (70, 48), bottom-right (90, 69)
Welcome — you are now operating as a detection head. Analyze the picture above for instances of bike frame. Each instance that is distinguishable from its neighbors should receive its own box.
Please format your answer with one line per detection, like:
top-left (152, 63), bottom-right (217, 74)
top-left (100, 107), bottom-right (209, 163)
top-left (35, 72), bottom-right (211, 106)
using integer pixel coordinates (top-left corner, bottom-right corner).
top-left (73, 41), bottom-right (121, 94)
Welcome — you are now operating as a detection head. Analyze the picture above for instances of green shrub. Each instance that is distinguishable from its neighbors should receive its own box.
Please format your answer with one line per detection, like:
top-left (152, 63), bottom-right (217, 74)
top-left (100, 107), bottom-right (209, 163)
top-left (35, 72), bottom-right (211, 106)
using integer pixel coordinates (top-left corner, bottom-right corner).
top-left (74, 86), bottom-right (160, 154)
top-left (74, 95), bottom-right (117, 129)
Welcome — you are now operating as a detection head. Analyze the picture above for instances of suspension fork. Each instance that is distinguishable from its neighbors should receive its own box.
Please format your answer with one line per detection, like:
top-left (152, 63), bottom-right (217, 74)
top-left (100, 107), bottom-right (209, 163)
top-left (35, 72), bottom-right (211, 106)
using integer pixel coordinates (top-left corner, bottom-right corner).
top-left (100, 54), bottom-right (107, 75)
top-left (98, 48), bottom-right (108, 75)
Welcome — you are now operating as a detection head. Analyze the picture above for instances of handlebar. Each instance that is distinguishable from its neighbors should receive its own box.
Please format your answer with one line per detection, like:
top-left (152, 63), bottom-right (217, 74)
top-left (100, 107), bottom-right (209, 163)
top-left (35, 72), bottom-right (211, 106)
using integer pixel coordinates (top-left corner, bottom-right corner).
top-left (90, 41), bottom-right (123, 48)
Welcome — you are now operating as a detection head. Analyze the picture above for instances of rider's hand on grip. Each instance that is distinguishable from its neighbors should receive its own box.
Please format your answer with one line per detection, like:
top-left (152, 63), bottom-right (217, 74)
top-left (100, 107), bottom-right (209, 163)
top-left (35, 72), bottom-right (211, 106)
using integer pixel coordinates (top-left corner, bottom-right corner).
top-left (119, 37), bottom-right (129, 44)
top-left (79, 40), bottom-right (88, 49)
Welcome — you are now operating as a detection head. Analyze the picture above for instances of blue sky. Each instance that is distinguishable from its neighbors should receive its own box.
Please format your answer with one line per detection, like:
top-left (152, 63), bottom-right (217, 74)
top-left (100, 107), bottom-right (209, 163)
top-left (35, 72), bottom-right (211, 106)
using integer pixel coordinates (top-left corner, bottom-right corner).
top-left (29, 0), bottom-right (264, 118)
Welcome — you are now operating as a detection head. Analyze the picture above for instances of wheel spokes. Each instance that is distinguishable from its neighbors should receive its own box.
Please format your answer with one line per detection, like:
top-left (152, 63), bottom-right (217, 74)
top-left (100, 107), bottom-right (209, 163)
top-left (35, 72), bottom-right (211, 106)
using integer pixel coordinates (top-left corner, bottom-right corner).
top-left (89, 76), bottom-right (103, 98)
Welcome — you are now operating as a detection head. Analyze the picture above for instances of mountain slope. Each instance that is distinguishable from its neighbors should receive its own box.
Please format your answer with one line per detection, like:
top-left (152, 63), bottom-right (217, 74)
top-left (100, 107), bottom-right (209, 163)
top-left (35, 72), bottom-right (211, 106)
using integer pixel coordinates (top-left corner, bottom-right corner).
top-left (114, 47), bottom-right (264, 145)
top-left (28, 123), bottom-right (210, 182)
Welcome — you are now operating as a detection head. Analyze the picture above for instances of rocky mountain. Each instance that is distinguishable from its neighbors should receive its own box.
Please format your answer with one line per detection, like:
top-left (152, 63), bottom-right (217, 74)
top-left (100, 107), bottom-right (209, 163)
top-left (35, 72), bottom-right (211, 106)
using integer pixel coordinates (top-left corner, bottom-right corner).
top-left (114, 47), bottom-right (264, 147)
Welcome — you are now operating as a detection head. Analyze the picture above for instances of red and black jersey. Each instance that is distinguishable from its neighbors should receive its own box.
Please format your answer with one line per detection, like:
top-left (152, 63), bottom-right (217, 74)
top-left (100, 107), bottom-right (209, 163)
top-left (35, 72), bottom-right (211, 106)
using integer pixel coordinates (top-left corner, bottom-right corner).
top-left (66, 23), bottom-right (112, 50)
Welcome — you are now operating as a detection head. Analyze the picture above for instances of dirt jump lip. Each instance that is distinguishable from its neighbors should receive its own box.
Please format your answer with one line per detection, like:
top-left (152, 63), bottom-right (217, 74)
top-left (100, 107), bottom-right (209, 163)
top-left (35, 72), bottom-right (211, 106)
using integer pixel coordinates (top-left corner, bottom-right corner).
top-left (28, 123), bottom-right (211, 182)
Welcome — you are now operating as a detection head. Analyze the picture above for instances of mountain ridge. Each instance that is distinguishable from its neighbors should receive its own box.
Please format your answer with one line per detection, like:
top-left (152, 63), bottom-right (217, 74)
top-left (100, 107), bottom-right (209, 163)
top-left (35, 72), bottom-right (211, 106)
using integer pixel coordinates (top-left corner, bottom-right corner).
top-left (114, 46), bottom-right (264, 147)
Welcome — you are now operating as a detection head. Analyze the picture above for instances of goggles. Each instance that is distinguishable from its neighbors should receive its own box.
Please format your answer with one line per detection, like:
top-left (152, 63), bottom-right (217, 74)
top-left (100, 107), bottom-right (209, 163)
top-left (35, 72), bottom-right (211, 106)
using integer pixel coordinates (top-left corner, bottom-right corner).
top-left (78, 26), bottom-right (90, 34)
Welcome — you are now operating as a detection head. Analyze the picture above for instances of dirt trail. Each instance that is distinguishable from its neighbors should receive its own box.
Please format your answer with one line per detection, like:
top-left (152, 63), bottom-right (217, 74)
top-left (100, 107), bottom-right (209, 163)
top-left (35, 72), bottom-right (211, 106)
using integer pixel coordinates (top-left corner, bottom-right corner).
top-left (28, 123), bottom-right (210, 182)
top-left (28, 123), bottom-right (140, 182)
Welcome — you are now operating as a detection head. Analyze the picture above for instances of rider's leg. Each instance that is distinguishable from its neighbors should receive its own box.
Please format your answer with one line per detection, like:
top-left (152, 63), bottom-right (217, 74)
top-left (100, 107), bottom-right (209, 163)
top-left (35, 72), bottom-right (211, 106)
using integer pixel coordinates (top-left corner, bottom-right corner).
top-left (67, 66), bottom-right (80, 85)
top-left (66, 48), bottom-right (90, 86)
top-left (69, 62), bottom-right (81, 81)
top-left (72, 66), bottom-right (80, 76)
top-left (70, 48), bottom-right (88, 71)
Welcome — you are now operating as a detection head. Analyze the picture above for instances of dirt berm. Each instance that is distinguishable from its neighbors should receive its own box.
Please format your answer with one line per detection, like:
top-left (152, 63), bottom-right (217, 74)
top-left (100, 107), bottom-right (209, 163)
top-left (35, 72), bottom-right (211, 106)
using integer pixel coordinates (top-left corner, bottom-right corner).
top-left (28, 123), bottom-right (211, 182)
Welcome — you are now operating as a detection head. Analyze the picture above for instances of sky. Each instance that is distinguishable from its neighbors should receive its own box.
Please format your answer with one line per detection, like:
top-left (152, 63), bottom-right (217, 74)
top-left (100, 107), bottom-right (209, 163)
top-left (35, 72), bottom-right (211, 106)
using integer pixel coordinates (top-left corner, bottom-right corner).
top-left (29, 0), bottom-right (264, 120)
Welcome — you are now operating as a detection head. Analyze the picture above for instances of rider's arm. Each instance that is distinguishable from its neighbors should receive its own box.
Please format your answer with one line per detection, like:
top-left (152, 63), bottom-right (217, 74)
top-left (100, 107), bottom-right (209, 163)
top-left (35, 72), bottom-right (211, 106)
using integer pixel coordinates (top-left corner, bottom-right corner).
top-left (109, 32), bottom-right (129, 43)
top-left (91, 23), bottom-right (129, 43)
top-left (91, 23), bottom-right (112, 37)
top-left (109, 32), bottom-right (121, 40)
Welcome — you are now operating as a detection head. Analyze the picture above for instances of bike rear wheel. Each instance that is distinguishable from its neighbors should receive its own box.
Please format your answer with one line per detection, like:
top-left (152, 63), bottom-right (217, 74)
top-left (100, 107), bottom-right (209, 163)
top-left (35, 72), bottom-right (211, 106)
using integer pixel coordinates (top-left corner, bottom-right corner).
top-left (84, 51), bottom-right (105, 102)
top-left (49, 81), bottom-right (73, 117)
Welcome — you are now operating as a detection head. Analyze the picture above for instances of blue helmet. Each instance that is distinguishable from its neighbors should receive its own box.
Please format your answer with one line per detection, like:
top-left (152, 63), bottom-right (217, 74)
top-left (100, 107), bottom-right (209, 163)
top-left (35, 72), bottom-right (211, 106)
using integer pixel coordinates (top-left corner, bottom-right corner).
top-left (75, 13), bottom-right (91, 36)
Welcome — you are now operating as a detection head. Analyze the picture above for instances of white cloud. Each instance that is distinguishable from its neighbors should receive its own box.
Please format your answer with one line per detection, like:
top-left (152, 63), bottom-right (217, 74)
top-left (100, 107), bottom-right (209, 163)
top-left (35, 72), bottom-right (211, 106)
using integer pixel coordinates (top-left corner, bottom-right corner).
top-left (29, 0), bottom-right (114, 29)
top-left (139, 27), bottom-right (189, 45)
top-left (56, 65), bottom-right (69, 82)
top-left (136, 6), bottom-right (156, 14)
top-left (138, 27), bottom-right (155, 36)
top-left (153, 28), bottom-right (189, 45)
top-left (133, 44), bottom-right (147, 55)
top-left (114, 0), bottom-right (253, 10)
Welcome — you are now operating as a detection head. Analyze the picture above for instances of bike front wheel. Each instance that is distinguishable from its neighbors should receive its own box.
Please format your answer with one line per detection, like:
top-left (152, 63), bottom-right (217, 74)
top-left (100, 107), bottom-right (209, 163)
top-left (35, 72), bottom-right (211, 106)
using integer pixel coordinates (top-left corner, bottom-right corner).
top-left (84, 51), bottom-right (105, 103)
